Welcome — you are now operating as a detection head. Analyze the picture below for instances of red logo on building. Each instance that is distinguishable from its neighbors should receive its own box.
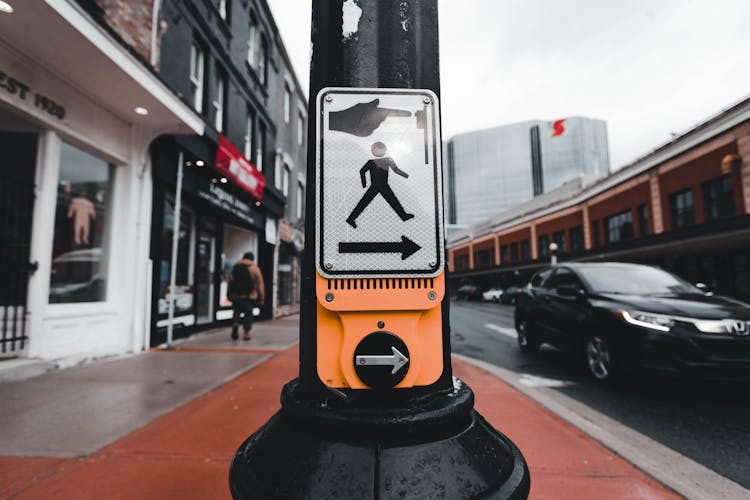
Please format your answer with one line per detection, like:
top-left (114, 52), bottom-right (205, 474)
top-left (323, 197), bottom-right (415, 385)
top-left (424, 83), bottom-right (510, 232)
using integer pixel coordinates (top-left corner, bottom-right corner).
top-left (551, 119), bottom-right (566, 137)
top-left (215, 134), bottom-right (266, 200)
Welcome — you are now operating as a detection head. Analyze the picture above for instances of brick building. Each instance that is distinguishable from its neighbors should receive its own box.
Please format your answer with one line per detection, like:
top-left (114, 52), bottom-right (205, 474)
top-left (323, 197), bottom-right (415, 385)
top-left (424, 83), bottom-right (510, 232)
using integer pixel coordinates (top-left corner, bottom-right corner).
top-left (448, 97), bottom-right (750, 302)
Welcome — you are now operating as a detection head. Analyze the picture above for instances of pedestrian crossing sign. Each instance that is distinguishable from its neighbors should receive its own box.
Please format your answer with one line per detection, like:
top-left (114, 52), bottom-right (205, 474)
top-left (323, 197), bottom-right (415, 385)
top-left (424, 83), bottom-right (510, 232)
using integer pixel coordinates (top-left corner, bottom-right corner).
top-left (315, 88), bottom-right (444, 278)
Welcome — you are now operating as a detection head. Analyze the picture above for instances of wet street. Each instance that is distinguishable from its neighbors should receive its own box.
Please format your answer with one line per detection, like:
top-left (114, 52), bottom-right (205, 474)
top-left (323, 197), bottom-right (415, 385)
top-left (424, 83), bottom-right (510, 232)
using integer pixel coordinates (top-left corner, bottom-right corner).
top-left (449, 300), bottom-right (750, 489)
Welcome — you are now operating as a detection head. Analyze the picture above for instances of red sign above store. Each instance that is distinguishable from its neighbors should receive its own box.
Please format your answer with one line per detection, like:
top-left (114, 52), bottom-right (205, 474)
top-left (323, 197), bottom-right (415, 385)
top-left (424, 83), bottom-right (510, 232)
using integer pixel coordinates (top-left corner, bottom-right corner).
top-left (215, 134), bottom-right (265, 200)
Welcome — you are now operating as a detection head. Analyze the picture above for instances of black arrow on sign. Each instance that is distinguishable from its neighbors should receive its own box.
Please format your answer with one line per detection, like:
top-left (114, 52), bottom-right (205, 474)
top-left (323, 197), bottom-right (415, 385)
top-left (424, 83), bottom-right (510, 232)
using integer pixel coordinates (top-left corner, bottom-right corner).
top-left (339, 236), bottom-right (421, 260)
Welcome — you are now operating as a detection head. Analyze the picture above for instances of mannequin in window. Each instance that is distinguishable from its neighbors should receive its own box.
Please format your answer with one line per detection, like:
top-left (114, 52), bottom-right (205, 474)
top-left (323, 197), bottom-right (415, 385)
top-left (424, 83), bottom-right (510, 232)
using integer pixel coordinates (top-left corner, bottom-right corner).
top-left (67, 193), bottom-right (95, 246)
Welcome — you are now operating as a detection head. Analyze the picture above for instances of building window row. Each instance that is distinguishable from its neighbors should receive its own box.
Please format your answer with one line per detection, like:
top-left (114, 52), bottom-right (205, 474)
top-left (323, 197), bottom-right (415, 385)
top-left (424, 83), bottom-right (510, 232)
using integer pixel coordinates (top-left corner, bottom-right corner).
top-left (454, 254), bottom-right (470, 271)
top-left (454, 170), bottom-right (739, 270)
top-left (499, 239), bottom-right (530, 265)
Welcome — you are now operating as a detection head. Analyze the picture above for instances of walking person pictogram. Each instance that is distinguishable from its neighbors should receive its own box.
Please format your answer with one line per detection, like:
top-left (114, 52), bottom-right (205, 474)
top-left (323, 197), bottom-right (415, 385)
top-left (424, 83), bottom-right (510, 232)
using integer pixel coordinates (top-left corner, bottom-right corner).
top-left (346, 142), bottom-right (414, 228)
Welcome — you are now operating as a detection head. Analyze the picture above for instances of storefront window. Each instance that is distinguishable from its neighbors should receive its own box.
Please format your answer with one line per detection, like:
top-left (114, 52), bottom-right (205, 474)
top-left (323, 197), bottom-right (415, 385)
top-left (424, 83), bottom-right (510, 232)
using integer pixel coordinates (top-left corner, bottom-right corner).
top-left (278, 244), bottom-right (294, 306)
top-left (49, 142), bottom-right (114, 304)
top-left (158, 196), bottom-right (195, 314)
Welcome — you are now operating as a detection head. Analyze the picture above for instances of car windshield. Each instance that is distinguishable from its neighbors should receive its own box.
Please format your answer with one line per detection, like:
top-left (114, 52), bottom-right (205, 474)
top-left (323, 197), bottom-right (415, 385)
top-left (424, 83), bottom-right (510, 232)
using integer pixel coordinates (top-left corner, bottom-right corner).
top-left (576, 265), bottom-right (701, 296)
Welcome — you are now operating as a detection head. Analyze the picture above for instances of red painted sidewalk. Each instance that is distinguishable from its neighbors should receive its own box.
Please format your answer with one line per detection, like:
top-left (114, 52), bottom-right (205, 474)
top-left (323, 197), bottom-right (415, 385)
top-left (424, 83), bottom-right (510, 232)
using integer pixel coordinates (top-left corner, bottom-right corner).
top-left (1, 346), bottom-right (678, 499)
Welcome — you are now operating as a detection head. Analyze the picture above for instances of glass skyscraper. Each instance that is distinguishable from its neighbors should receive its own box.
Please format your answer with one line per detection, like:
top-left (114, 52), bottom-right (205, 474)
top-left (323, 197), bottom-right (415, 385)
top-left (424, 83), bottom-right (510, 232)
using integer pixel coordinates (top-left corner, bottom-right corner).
top-left (444, 117), bottom-right (610, 227)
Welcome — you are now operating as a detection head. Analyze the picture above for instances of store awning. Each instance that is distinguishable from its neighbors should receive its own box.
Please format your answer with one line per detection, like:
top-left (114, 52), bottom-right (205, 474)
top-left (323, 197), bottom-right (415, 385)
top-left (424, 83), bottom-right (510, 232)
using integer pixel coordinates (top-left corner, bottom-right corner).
top-left (0, 0), bottom-right (203, 135)
top-left (215, 135), bottom-right (266, 201)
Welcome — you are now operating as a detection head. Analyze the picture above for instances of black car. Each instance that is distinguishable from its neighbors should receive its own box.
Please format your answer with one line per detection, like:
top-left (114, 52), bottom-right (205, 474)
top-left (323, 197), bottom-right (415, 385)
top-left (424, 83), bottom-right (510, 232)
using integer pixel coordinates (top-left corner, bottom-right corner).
top-left (514, 263), bottom-right (750, 382)
top-left (455, 284), bottom-right (484, 301)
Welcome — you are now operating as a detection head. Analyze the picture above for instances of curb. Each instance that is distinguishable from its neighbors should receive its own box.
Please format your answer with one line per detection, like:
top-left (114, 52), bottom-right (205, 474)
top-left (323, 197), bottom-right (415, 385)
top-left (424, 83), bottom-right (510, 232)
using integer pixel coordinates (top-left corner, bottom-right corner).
top-left (454, 353), bottom-right (750, 500)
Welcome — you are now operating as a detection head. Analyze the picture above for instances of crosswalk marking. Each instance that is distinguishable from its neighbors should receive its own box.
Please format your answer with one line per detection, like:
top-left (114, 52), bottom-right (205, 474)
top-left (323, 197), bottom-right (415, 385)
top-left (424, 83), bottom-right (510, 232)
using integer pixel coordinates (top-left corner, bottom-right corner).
top-left (484, 323), bottom-right (518, 338)
top-left (518, 373), bottom-right (574, 388)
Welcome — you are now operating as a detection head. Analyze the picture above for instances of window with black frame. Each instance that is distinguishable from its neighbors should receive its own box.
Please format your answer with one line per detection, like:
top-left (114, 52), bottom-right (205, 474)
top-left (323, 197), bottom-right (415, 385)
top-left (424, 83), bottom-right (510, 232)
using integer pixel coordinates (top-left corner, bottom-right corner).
top-left (246, 14), bottom-right (258, 68)
top-left (605, 210), bottom-right (633, 243)
top-left (476, 249), bottom-right (491, 268)
top-left (455, 254), bottom-right (469, 271)
top-left (258, 34), bottom-right (268, 86)
top-left (255, 121), bottom-right (266, 171)
top-left (217, 0), bottom-right (228, 21)
top-left (189, 39), bottom-right (205, 113)
top-left (510, 242), bottom-right (519, 262)
top-left (669, 188), bottom-right (694, 228)
top-left (244, 106), bottom-right (254, 159)
top-left (637, 203), bottom-right (649, 236)
top-left (212, 66), bottom-right (227, 132)
top-left (553, 230), bottom-right (566, 254)
top-left (538, 234), bottom-right (550, 257)
top-left (284, 83), bottom-right (291, 124)
top-left (569, 226), bottom-right (583, 253)
top-left (278, 244), bottom-right (294, 306)
top-left (703, 175), bottom-right (734, 222)
top-left (520, 240), bottom-right (530, 261)
top-left (500, 244), bottom-right (509, 263)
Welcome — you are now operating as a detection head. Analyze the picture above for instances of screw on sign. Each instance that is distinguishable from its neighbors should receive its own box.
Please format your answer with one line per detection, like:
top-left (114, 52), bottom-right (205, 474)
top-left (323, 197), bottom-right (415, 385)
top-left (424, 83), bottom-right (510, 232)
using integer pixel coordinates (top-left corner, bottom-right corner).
top-left (314, 88), bottom-right (445, 389)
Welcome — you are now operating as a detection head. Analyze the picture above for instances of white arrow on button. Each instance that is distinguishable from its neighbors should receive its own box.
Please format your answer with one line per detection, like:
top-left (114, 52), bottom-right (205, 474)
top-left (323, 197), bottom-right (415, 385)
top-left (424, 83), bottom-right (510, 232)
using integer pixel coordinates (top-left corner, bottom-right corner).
top-left (356, 347), bottom-right (409, 374)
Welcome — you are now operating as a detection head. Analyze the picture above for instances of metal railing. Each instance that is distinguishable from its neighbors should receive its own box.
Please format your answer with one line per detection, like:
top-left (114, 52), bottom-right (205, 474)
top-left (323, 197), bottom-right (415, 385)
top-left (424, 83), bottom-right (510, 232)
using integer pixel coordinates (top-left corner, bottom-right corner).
top-left (0, 175), bottom-right (36, 354)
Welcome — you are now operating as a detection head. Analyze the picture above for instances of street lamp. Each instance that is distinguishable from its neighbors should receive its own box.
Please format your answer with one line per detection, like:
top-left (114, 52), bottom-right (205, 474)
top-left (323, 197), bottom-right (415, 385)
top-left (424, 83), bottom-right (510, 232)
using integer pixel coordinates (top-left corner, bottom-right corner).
top-left (549, 242), bottom-right (559, 266)
top-left (165, 153), bottom-right (206, 349)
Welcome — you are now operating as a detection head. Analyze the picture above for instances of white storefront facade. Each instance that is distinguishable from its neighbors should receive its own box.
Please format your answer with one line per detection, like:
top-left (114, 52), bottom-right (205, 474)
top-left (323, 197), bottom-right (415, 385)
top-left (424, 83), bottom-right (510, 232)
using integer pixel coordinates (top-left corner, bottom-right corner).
top-left (0, 0), bottom-right (202, 361)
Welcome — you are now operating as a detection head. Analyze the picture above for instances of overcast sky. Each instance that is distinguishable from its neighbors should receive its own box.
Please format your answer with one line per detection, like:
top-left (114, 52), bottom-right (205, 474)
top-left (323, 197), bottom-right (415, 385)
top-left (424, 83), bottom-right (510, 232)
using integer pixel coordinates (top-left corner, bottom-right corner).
top-left (268, 0), bottom-right (750, 169)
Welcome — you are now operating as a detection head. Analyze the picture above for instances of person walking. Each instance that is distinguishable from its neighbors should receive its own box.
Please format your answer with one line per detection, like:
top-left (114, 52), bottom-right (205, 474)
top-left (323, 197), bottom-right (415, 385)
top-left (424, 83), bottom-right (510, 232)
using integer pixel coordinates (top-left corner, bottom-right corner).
top-left (227, 251), bottom-right (265, 341)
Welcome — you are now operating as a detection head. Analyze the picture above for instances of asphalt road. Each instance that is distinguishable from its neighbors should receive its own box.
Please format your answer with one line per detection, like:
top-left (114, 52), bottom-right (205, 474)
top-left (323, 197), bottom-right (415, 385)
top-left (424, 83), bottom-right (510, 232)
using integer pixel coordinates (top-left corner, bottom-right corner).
top-left (449, 299), bottom-right (750, 490)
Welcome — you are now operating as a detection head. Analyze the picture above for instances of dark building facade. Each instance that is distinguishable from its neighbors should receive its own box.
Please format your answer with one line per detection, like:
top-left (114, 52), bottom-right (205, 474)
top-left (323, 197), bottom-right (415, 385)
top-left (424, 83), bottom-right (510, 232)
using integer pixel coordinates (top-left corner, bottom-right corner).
top-left (146, 0), bottom-right (301, 344)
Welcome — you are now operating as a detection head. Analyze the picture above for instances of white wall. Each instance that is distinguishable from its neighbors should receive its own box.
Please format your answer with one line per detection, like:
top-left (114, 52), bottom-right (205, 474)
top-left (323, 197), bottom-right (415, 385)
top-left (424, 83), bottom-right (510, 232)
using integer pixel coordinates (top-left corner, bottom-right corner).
top-left (1, 43), bottom-right (158, 360)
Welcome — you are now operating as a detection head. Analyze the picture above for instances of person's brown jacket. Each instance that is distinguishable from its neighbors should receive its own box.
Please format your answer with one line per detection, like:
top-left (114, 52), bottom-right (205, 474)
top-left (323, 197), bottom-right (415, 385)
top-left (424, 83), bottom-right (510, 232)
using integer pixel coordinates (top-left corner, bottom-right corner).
top-left (233, 258), bottom-right (265, 303)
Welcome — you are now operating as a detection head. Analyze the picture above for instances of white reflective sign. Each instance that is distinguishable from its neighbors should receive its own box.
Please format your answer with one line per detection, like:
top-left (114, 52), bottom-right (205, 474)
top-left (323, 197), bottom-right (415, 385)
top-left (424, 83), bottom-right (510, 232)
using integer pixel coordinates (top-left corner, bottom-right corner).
top-left (315, 88), bottom-right (444, 278)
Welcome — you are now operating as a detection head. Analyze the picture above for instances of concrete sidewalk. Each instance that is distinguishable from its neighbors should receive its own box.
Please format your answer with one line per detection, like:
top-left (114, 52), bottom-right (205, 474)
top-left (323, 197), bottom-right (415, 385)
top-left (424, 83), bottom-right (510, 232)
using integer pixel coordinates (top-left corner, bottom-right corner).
top-left (0, 316), bottom-right (677, 499)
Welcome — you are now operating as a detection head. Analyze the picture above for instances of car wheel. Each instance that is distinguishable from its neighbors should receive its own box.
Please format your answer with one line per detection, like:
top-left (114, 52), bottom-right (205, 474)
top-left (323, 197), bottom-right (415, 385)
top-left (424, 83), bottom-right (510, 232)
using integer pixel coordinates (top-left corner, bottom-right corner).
top-left (516, 319), bottom-right (540, 354)
top-left (585, 335), bottom-right (615, 382)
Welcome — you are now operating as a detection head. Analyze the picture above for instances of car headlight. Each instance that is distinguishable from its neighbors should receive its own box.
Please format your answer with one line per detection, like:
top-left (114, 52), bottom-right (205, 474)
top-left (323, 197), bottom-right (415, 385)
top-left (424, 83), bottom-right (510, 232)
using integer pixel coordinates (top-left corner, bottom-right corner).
top-left (691, 319), bottom-right (734, 334)
top-left (615, 310), bottom-right (675, 332)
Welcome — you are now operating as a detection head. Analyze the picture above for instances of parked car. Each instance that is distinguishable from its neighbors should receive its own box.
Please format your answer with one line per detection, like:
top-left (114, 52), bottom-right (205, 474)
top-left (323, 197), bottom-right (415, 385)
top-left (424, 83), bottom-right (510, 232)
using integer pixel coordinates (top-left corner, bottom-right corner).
top-left (455, 284), bottom-right (484, 301)
top-left (514, 263), bottom-right (750, 382)
top-left (482, 288), bottom-right (504, 303)
top-left (500, 286), bottom-right (521, 304)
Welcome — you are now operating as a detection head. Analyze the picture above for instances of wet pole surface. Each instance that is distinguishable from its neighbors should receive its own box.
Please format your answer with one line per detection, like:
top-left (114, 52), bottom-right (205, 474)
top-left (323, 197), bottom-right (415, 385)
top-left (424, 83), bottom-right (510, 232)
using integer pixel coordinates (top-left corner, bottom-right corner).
top-left (1, 344), bottom-right (677, 499)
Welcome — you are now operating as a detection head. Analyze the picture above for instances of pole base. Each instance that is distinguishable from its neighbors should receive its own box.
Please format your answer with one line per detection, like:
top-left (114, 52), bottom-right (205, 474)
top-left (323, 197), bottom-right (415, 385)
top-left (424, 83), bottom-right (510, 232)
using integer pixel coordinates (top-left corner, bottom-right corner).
top-left (229, 379), bottom-right (530, 499)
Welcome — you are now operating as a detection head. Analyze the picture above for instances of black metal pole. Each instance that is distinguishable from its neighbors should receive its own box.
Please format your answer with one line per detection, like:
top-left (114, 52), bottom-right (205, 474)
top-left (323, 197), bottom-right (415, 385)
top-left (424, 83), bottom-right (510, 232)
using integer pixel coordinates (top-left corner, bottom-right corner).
top-left (230, 2), bottom-right (530, 498)
top-left (299, 0), bottom-right (454, 402)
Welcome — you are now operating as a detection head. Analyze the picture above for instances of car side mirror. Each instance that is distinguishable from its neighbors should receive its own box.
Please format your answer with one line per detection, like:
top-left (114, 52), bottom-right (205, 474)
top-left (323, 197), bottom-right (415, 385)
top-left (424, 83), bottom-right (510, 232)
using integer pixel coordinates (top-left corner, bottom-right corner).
top-left (695, 283), bottom-right (713, 296)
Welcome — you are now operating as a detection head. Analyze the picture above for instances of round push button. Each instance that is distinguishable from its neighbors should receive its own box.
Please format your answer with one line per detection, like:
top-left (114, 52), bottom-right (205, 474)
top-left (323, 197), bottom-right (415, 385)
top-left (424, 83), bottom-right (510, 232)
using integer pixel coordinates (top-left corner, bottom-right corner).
top-left (354, 331), bottom-right (410, 389)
